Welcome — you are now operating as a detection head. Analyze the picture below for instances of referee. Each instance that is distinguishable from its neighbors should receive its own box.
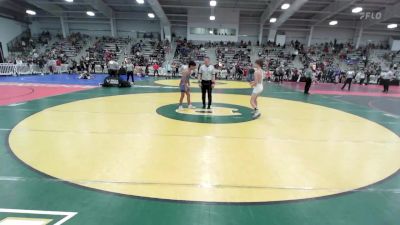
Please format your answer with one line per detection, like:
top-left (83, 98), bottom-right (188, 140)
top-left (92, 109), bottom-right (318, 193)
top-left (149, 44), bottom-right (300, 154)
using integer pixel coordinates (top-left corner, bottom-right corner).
top-left (381, 68), bottom-right (394, 93)
top-left (304, 63), bottom-right (316, 95)
top-left (341, 69), bottom-right (355, 91)
top-left (198, 57), bottom-right (216, 109)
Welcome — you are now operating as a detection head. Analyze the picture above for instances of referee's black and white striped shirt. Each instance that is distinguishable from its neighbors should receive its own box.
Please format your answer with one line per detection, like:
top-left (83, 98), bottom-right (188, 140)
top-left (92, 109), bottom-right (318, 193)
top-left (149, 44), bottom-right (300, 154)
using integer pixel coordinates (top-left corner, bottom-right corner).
top-left (199, 64), bottom-right (215, 81)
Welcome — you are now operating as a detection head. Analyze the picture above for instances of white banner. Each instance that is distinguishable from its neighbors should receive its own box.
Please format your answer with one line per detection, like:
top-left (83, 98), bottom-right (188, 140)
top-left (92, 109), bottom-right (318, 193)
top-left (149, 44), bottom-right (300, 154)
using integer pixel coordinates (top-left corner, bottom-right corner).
top-left (0, 63), bottom-right (69, 76)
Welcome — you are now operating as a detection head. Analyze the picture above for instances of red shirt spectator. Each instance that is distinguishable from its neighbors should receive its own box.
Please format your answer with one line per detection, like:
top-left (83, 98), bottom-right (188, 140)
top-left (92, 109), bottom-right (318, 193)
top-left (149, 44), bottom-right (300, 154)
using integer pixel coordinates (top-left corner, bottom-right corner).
top-left (243, 69), bottom-right (248, 77)
top-left (153, 64), bottom-right (159, 71)
top-left (56, 59), bottom-right (61, 66)
top-left (266, 70), bottom-right (272, 79)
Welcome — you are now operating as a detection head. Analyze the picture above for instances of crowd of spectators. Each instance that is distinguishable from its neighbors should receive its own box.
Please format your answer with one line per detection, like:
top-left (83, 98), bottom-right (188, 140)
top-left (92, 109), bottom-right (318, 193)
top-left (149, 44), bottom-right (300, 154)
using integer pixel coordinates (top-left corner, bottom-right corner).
top-left (4, 33), bottom-right (399, 85)
top-left (7, 31), bottom-right (52, 54)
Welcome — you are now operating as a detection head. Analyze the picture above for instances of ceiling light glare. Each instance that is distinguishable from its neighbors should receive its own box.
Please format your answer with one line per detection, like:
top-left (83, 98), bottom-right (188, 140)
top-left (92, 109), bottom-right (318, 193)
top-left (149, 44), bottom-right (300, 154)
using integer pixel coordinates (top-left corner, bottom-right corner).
top-left (26, 10), bottom-right (36, 15)
top-left (86, 11), bottom-right (95, 16)
top-left (352, 7), bottom-right (363, 13)
top-left (329, 20), bottom-right (338, 26)
top-left (281, 3), bottom-right (290, 10)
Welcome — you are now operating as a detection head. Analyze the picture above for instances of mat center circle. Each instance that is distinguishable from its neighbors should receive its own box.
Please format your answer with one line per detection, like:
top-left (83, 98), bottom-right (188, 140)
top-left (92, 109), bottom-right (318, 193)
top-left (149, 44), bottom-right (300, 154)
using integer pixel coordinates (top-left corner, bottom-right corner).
top-left (157, 103), bottom-right (254, 124)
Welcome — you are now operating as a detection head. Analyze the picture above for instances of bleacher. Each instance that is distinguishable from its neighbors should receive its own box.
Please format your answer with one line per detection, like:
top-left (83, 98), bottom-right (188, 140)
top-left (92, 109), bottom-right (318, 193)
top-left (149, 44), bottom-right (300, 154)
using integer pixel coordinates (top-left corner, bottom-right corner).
top-left (123, 40), bottom-right (169, 66)
top-left (24, 33), bottom-right (89, 65)
top-left (174, 41), bottom-right (207, 64)
top-left (86, 37), bottom-right (129, 62)
top-left (217, 47), bottom-right (251, 65)
top-left (6, 31), bottom-right (53, 62)
top-left (3, 35), bottom-right (399, 84)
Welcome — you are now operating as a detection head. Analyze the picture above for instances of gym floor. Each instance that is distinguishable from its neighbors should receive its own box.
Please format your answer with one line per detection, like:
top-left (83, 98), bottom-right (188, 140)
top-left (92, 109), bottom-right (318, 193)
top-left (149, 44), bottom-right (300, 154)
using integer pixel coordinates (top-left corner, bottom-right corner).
top-left (0, 74), bottom-right (399, 225)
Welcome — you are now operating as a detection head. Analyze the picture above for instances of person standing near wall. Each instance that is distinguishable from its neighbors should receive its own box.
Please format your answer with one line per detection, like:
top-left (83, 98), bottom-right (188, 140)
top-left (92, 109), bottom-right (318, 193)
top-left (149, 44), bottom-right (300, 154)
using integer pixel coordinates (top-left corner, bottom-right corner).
top-left (145, 64), bottom-right (150, 77)
top-left (175, 63), bottom-right (179, 77)
top-left (198, 57), bottom-right (216, 109)
top-left (365, 68), bottom-right (371, 85)
top-left (358, 69), bottom-right (365, 85)
top-left (341, 69), bottom-right (355, 91)
top-left (90, 61), bottom-right (96, 74)
top-left (153, 63), bottom-right (160, 77)
top-left (304, 63), bottom-right (316, 95)
top-left (101, 61), bottom-right (105, 73)
top-left (0, 42), bottom-right (4, 63)
top-left (172, 63), bottom-right (177, 77)
top-left (126, 61), bottom-right (134, 83)
top-left (381, 68), bottom-right (394, 93)
top-left (165, 62), bottom-right (172, 78)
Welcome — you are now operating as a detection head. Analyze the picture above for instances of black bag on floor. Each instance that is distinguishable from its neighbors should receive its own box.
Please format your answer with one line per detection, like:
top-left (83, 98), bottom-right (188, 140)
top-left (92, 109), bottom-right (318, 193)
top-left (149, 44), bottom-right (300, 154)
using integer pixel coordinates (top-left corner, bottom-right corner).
top-left (102, 76), bottom-right (120, 87)
top-left (119, 80), bottom-right (131, 88)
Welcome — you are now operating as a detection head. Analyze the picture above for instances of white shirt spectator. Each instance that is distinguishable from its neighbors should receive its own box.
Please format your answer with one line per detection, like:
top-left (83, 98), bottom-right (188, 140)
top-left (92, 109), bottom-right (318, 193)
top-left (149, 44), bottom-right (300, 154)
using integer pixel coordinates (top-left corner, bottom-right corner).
top-left (165, 64), bottom-right (172, 72)
top-left (126, 63), bottom-right (134, 72)
top-left (357, 71), bottom-right (365, 79)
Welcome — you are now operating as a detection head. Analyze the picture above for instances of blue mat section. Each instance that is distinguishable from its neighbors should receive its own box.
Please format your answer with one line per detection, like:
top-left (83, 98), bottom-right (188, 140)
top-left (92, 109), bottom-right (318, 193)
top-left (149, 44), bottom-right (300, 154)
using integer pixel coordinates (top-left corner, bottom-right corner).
top-left (0, 73), bottom-right (149, 86)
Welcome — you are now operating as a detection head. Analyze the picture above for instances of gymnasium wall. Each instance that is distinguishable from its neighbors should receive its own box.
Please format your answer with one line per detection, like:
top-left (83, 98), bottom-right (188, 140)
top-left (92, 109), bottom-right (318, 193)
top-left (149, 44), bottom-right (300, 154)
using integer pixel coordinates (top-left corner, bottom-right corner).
top-left (284, 28), bottom-right (390, 46)
top-left (117, 20), bottom-right (161, 37)
top-left (172, 26), bottom-right (187, 39)
top-left (238, 24), bottom-right (259, 43)
top-left (29, 18), bottom-right (161, 38)
top-left (187, 8), bottom-right (240, 42)
top-left (235, 26), bottom-right (390, 47)
top-left (0, 17), bottom-right (29, 57)
top-left (360, 33), bottom-right (390, 46)
top-left (30, 19), bottom-right (61, 35)
top-left (310, 28), bottom-right (354, 44)
top-left (26, 15), bottom-right (392, 47)
top-left (69, 21), bottom-right (111, 36)
top-left (389, 37), bottom-right (400, 51)
top-left (284, 30), bottom-right (307, 44)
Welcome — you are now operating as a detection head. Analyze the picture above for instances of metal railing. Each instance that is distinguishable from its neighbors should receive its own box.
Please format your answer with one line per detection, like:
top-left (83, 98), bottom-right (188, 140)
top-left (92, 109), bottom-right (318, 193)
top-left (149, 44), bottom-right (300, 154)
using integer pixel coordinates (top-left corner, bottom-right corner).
top-left (0, 63), bottom-right (69, 76)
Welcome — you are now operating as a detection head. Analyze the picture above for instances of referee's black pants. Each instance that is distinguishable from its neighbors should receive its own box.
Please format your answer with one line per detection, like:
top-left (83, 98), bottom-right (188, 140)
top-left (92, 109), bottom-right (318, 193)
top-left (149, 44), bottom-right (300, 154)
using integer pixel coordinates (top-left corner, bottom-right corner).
top-left (383, 79), bottom-right (390, 92)
top-left (127, 71), bottom-right (134, 82)
top-left (201, 80), bottom-right (212, 108)
top-left (341, 78), bottom-right (352, 90)
top-left (304, 77), bottom-right (312, 94)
